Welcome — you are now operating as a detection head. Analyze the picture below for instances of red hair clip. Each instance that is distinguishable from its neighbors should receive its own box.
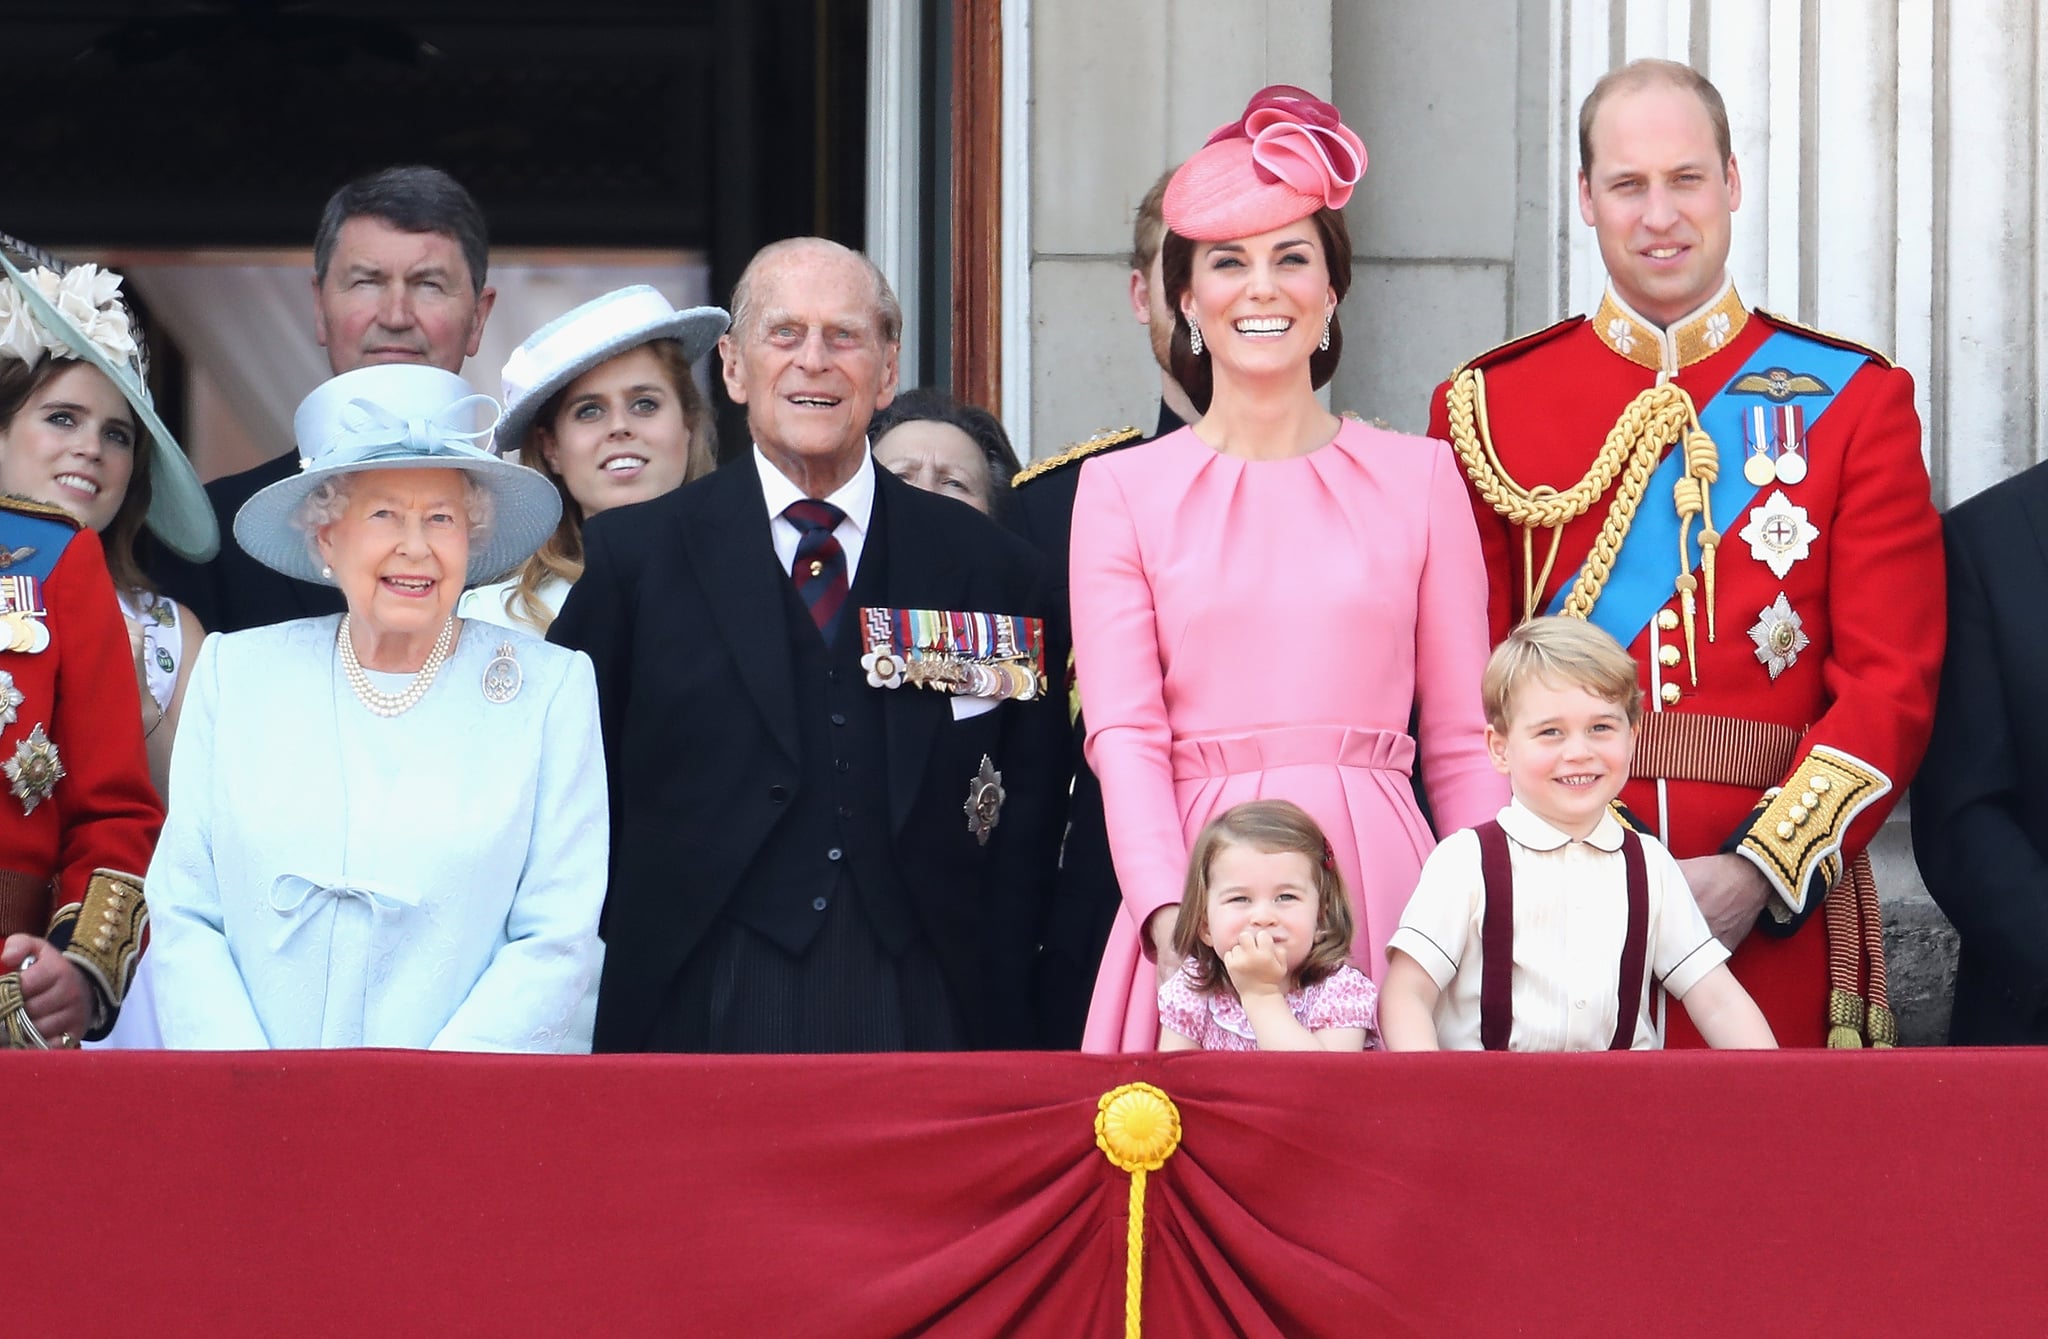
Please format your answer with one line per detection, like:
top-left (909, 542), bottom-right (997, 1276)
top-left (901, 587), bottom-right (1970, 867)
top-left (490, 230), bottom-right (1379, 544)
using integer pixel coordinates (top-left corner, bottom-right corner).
top-left (1321, 838), bottom-right (1337, 871)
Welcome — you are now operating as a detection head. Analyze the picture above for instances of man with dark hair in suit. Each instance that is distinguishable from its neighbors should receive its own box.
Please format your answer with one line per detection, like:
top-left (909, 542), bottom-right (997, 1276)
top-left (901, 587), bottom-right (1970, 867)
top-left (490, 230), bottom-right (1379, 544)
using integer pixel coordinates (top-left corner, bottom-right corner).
top-left (153, 164), bottom-right (497, 632)
top-left (553, 237), bottom-right (1061, 1053)
top-left (1007, 166), bottom-right (1196, 1046)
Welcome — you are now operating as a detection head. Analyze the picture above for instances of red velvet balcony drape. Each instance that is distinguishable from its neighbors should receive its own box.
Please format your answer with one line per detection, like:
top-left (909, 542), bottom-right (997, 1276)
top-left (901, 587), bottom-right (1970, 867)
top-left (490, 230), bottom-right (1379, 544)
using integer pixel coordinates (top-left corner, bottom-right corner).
top-left (21, 1049), bottom-right (2046, 1336)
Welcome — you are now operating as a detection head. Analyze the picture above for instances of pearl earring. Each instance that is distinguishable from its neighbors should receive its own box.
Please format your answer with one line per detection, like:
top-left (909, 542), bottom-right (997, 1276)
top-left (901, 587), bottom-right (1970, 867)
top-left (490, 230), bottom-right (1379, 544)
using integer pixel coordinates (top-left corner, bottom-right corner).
top-left (1189, 321), bottom-right (1204, 357)
top-left (321, 565), bottom-right (333, 579)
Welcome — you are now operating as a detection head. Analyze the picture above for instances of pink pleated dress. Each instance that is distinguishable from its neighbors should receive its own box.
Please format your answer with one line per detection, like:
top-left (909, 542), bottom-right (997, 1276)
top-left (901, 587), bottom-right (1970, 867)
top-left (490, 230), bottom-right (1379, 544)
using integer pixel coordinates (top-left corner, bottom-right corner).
top-left (1072, 420), bottom-right (1508, 1053)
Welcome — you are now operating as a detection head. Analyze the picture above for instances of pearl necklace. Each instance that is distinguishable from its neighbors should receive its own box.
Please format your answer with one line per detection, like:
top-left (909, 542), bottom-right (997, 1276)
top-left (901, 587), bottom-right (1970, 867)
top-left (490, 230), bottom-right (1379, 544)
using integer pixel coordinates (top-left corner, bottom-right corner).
top-left (338, 614), bottom-right (457, 718)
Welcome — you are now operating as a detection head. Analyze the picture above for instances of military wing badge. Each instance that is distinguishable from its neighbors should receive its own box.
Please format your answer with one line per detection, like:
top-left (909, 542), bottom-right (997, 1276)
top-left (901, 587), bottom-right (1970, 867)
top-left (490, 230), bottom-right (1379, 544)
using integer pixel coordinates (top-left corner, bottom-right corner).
top-left (1730, 367), bottom-right (1834, 403)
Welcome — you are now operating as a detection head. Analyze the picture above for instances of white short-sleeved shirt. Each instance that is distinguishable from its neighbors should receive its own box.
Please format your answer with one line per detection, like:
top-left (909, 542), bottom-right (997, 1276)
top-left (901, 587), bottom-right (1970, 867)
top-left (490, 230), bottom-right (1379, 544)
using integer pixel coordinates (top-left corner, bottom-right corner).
top-left (1387, 800), bottom-right (1727, 1051)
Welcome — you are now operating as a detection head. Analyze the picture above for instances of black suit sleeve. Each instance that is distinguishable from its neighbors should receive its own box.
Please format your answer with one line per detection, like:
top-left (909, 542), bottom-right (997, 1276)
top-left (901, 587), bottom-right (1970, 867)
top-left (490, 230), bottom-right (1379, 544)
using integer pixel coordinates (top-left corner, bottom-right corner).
top-left (549, 515), bottom-right (637, 937)
top-left (971, 561), bottom-right (1069, 1050)
top-left (1911, 509), bottom-right (2048, 1029)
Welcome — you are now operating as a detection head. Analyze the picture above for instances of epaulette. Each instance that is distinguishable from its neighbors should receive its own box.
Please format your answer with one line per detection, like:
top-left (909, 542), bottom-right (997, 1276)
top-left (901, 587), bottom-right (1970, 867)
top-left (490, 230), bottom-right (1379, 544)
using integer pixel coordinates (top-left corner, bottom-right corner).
top-left (1754, 308), bottom-right (1895, 369)
top-left (1450, 315), bottom-right (1585, 378)
top-left (0, 494), bottom-right (82, 529)
top-left (1609, 798), bottom-right (1653, 835)
top-left (1012, 425), bottom-right (1143, 488)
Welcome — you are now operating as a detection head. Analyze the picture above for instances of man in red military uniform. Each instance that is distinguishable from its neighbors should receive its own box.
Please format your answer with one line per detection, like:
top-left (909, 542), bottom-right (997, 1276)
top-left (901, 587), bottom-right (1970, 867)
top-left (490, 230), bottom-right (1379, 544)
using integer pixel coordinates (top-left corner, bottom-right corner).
top-left (0, 495), bottom-right (160, 1047)
top-left (1429, 59), bottom-right (1942, 1047)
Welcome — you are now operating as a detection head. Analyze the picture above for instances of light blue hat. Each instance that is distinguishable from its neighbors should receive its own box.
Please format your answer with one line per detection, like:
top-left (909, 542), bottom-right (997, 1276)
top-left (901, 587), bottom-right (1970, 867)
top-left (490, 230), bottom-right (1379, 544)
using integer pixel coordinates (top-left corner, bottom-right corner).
top-left (233, 365), bottom-right (562, 586)
top-left (498, 285), bottom-right (728, 458)
top-left (0, 233), bottom-right (219, 561)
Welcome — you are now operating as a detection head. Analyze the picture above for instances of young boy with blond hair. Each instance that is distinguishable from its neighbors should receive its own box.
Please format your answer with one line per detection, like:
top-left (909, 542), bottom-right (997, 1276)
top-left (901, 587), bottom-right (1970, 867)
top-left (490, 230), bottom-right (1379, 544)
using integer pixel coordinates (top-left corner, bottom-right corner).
top-left (1379, 617), bottom-right (1776, 1051)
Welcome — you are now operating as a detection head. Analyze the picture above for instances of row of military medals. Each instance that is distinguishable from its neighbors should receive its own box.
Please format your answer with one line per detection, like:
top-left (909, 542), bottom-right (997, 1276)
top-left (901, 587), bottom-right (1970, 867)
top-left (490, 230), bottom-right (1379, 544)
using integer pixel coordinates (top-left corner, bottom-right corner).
top-left (859, 607), bottom-right (1046, 701)
top-left (1737, 402), bottom-right (1815, 682)
top-left (0, 574), bottom-right (63, 815)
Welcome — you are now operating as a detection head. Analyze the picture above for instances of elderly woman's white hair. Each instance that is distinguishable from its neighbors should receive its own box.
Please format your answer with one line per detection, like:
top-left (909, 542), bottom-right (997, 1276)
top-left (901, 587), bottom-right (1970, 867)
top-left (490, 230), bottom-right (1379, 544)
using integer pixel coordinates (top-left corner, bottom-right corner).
top-left (290, 471), bottom-right (498, 564)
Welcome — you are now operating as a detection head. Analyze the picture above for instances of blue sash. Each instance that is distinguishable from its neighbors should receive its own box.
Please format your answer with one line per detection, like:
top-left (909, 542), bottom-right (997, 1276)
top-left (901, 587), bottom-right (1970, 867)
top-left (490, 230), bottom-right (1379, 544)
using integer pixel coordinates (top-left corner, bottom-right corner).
top-left (1545, 329), bottom-right (1870, 648)
top-left (0, 508), bottom-right (77, 582)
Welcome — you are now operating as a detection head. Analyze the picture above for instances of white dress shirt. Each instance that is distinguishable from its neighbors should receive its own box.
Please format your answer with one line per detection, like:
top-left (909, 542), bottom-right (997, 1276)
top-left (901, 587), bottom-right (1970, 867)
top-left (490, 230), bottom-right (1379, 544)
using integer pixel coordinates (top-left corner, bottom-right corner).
top-left (754, 444), bottom-right (876, 581)
top-left (1388, 800), bottom-right (1728, 1051)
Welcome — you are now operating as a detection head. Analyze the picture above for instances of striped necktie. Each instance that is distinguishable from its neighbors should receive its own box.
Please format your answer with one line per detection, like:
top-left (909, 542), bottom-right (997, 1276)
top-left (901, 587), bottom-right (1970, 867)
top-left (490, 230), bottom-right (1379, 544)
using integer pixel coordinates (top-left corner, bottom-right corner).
top-left (783, 499), bottom-right (849, 642)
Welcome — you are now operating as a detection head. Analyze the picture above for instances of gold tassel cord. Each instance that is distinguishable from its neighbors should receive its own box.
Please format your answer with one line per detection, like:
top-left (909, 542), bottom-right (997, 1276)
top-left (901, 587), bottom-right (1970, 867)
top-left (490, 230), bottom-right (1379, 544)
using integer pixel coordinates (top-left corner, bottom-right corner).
top-left (1095, 1083), bottom-right (1183, 1339)
top-left (1446, 369), bottom-right (1720, 629)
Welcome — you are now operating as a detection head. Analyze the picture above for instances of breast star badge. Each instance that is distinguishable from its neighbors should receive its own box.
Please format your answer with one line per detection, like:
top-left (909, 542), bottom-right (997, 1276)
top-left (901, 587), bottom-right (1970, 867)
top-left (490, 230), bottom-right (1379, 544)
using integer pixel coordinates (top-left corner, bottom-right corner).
top-left (1748, 594), bottom-right (1811, 681)
top-left (963, 754), bottom-right (1005, 846)
top-left (5, 723), bottom-right (64, 814)
top-left (0, 670), bottom-right (19, 729)
top-left (1739, 490), bottom-right (1819, 580)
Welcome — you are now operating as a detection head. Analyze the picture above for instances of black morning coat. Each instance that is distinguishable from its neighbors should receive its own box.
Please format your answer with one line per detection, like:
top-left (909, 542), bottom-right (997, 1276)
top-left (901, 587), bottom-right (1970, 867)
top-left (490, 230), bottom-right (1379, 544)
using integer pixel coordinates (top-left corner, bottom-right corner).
top-left (551, 455), bottom-right (1065, 1053)
top-left (1912, 457), bottom-right (2048, 1043)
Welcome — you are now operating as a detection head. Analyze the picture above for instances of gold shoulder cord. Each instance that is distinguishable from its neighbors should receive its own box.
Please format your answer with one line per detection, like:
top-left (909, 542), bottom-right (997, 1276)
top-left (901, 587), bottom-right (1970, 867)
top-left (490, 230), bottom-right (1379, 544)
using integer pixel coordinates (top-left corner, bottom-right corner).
top-left (1446, 367), bottom-right (1722, 668)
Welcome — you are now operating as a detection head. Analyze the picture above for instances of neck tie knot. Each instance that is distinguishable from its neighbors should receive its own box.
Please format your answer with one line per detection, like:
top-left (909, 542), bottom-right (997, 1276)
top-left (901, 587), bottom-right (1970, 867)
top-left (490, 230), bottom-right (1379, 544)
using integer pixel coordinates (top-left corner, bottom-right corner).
top-left (783, 499), bottom-right (846, 535)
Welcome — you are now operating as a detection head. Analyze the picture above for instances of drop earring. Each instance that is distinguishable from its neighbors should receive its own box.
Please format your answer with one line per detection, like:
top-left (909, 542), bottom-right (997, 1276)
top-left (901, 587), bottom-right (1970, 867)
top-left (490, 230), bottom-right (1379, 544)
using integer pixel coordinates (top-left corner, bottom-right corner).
top-left (1189, 321), bottom-right (1204, 357)
top-left (1319, 315), bottom-right (1331, 352)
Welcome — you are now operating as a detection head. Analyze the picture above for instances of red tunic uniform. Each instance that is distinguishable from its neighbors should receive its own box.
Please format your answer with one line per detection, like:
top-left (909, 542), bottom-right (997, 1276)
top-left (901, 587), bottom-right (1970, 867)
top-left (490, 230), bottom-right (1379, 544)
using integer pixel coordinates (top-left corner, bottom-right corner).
top-left (1429, 281), bottom-right (1943, 1046)
top-left (0, 498), bottom-right (159, 1039)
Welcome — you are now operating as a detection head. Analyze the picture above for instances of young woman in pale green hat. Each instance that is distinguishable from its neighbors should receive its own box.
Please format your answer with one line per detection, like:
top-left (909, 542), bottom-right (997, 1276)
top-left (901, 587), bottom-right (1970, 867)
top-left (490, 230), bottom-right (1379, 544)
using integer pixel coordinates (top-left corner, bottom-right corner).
top-left (0, 235), bottom-right (217, 801)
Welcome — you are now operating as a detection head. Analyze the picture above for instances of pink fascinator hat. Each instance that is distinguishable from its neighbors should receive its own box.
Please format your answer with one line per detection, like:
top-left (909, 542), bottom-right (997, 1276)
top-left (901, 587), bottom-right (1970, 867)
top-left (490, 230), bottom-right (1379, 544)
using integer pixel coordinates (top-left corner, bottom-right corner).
top-left (1163, 85), bottom-right (1367, 241)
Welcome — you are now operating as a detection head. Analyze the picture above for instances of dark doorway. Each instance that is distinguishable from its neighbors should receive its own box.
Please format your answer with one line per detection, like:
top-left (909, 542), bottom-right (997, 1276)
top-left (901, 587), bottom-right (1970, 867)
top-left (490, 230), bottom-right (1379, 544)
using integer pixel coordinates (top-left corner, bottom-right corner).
top-left (2, 0), bottom-right (872, 458)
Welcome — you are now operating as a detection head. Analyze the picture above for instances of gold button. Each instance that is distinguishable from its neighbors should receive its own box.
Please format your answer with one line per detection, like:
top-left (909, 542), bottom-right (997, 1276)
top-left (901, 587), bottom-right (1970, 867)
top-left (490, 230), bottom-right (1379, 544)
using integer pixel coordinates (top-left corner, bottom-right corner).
top-left (1788, 805), bottom-right (1808, 823)
top-left (1660, 683), bottom-right (1681, 706)
top-left (1800, 790), bottom-right (1819, 809)
top-left (1657, 610), bottom-right (1680, 631)
top-left (1658, 645), bottom-right (1682, 667)
top-left (1776, 821), bottom-right (1796, 840)
top-left (1812, 775), bottom-right (1832, 793)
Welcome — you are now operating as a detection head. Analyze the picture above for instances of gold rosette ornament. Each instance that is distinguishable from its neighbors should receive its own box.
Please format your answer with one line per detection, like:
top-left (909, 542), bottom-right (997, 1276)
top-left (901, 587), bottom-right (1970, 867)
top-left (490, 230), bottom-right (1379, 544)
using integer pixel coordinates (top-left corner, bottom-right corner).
top-left (1095, 1082), bottom-right (1182, 1339)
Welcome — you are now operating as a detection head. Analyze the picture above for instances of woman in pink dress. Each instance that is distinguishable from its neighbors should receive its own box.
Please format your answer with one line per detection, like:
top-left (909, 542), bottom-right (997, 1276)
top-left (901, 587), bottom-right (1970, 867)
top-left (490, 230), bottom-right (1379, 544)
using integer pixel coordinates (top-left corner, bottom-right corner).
top-left (1074, 87), bottom-right (1508, 1052)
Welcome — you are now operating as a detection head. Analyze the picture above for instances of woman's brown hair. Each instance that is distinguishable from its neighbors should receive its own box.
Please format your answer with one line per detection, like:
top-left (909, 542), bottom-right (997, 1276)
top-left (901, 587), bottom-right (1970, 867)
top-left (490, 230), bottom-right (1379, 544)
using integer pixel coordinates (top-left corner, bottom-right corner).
top-left (1160, 206), bottom-right (1354, 416)
top-left (0, 355), bottom-right (156, 595)
top-left (1171, 798), bottom-right (1357, 996)
top-left (505, 336), bottom-right (716, 631)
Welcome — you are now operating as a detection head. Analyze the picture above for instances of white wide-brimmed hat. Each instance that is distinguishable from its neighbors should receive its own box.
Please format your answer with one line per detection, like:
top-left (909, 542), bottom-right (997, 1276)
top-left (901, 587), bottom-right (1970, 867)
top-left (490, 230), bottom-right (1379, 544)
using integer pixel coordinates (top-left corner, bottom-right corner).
top-left (234, 365), bottom-right (563, 586)
top-left (498, 285), bottom-right (728, 457)
top-left (0, 233), bottom-right (219, 561)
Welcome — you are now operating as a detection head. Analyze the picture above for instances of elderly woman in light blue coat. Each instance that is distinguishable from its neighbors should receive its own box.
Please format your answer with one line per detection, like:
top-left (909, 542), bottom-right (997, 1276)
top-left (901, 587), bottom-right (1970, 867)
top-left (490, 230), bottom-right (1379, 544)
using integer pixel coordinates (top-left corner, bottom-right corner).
top-left (147, 364), bottom-right (606, 1051)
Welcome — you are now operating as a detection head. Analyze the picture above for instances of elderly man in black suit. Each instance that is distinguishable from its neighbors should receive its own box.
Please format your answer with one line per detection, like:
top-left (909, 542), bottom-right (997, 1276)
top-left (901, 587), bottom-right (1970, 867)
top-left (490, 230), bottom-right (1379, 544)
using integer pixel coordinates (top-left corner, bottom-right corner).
top-left (1912, 463), bottom-right (2048, 1043)
top-left (553, 237), bottom-right (1061, 1053)
top-left (152, 165), bottom-right (497, 632)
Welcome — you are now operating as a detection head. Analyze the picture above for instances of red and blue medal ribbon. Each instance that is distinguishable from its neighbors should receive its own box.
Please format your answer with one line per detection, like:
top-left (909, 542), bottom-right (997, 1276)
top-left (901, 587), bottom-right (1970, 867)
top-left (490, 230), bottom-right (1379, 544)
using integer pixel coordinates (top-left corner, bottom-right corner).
top-left (859, 607), bottom-right (1045, 699)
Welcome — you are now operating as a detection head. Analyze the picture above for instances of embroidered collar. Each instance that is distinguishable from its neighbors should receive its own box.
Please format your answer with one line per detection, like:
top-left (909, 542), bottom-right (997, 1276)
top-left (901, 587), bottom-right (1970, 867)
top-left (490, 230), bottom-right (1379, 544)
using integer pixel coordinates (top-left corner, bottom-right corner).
top-left (1592, 278), bottom-right (1748, 376)
top-left (1496, 798), bottom-right (1626, 853)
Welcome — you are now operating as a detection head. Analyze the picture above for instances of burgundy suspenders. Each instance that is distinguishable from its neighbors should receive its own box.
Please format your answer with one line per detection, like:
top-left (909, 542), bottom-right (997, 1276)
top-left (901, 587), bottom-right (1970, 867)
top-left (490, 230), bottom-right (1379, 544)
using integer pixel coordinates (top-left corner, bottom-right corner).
top-left (1474, 820), bottom-right (1651, 1051)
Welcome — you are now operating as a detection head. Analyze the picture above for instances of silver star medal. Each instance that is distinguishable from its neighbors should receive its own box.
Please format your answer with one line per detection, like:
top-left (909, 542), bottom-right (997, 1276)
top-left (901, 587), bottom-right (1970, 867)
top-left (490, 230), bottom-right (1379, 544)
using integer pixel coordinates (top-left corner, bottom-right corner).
top-left (1748, 594), bottom-right (1811, 681)
top-left (5, 723), bottom-right (64, 814)
top-left (0, 670), bottom-right (20, 729)
top-left (482, 642), bottom-right (522, 705)
top-left (1738, 490), bottom-right (1819, 580)
top-left (963, 754), bottom-right (1005, 846)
